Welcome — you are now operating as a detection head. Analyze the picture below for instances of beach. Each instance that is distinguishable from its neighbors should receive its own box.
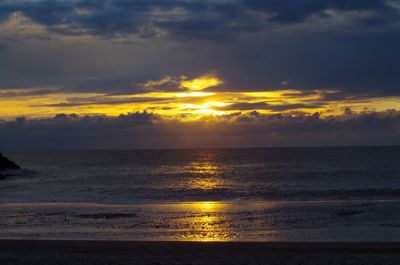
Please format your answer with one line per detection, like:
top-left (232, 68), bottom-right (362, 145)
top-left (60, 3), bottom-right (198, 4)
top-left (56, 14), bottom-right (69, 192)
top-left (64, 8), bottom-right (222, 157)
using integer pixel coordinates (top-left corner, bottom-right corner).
top-left (1, 240), bottom-right (400, 265)
top-left (2, 149), bottom-right (400, 264)
top-left (2, 200), bottom-right (400, 242)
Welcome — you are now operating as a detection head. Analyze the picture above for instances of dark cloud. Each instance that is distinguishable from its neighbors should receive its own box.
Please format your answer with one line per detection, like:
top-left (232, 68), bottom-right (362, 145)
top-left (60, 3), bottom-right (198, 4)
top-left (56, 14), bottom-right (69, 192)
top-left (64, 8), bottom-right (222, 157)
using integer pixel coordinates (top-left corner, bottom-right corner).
top-left (0, 42), bottom-right (8, 50)
top-left (217, 102), bottom-right (324, 111)
top-left (0, 0), bottom-right (399, 105)
top-left (211, 28), bottom-right (400, 96)
top-left (1, 110), bottom-right (399, 150)
top-left (0, 89), bottom-right (61, 97)
top-left (1, 0), bottom-right (398, 40)
top-left (242, 0), bottom-right (395, 24)
top-left (0, 0), bottom-right (245, 39)
top-left (40, 96), bottom-right (171, 107)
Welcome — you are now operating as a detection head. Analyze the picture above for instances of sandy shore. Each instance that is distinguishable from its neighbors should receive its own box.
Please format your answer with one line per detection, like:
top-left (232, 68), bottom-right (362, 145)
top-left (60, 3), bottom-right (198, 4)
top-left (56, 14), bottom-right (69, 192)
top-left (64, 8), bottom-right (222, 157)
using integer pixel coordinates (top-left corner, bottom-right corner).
top-left (1, 240), bottom-right (400, 265)
top-left (3, 201), bottom-right (400, 242)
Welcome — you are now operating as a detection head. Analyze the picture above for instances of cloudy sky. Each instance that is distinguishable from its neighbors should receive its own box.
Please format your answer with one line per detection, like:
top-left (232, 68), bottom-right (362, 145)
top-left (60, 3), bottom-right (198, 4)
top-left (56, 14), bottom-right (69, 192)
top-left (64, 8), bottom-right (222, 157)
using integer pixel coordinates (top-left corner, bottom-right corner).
top-left (1, 0), bottom-right (400, 149)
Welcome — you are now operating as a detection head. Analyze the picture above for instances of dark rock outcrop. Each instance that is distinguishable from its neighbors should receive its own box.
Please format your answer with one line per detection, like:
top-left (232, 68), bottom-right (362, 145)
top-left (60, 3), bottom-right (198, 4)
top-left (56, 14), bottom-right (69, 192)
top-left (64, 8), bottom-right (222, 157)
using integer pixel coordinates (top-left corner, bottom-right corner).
top-left (0, 153), bottom-right (20, 171)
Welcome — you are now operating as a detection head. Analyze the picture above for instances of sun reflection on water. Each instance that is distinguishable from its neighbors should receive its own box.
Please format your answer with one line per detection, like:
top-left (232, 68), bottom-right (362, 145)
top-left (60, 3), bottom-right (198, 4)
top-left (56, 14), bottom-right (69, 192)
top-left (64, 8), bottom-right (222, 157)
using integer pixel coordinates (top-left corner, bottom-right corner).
top-left (175, 202), bottom-right (238, 242)
top-left (186, 177), bottom-right (225, 190)
top-left (161, 152), bottom-right (238, 241)
top-left (184, 159), bottom-right (229, 191)
top-left (178, 156), bottom-right (233, 240)
top-left (187, 161), bottom-right (220, 174)
top-left (168, 152), bottom-right (232, 191)
top-left (140, 201), bottom-right (289, 242)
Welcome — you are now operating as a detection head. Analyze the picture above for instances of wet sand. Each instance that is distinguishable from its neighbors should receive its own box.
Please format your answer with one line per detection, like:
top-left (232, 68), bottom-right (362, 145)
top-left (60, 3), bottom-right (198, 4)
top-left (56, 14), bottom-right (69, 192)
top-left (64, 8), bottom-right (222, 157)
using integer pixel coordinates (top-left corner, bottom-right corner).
top-left (1, 240), bottom-right (400, 265)
top-left (3, 201), bottom-right (400, 242)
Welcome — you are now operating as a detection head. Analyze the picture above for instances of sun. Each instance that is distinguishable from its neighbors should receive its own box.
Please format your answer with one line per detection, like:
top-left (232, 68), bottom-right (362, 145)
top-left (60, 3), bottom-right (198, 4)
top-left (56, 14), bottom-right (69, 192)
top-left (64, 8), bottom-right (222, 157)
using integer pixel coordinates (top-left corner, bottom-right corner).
top-left (179, 101), bottom-right (229, 116)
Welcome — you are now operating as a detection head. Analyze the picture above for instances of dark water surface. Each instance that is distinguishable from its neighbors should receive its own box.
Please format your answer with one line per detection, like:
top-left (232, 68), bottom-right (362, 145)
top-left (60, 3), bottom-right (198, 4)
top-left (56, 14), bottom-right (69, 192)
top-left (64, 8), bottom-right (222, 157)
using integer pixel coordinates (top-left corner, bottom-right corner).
top-left (2, 147), bottom-right (400, 203)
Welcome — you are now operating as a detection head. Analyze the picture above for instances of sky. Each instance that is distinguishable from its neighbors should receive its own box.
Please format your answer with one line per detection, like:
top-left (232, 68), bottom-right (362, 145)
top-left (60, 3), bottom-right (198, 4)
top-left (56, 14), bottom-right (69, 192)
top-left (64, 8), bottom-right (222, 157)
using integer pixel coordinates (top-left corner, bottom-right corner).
top-left (1, 0), bottom-right (400, 150)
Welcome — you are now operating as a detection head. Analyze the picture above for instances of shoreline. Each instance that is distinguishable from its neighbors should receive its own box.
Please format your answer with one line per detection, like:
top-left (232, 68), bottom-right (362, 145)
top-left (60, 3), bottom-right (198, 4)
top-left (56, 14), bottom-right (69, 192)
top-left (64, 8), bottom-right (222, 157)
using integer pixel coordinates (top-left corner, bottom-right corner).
top-left (2, 240), bottom-right (400, 265)
top-left (3, 238), bottom-right (400, 245)
top-left (3, 198), bottom-right (400, 205)
top-left (2, 200), bottom-right (400, 242)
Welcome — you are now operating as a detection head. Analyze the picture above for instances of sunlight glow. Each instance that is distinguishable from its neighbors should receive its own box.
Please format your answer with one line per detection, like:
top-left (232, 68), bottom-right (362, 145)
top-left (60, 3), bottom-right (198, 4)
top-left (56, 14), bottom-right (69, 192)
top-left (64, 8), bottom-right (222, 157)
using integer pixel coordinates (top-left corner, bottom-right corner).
top-left (179, 102), bottom-right (228, 116)
top-left (175, 92), bottom-right (215, 98)
top-left (1, 75), bottom-right (400, 120)
top-left (180, 76), bottom-right (223, 91)
top-left (175, 202), bottom-right (236, 242)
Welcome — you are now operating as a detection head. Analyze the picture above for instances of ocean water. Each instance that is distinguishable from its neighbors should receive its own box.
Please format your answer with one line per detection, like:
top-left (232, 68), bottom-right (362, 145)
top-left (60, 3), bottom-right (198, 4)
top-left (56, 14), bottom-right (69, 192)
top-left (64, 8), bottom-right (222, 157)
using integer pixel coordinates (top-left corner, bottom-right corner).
top-left (2, 147), bottom-right (400, 203)
top-left (1, 147), bottom-right (400, 241)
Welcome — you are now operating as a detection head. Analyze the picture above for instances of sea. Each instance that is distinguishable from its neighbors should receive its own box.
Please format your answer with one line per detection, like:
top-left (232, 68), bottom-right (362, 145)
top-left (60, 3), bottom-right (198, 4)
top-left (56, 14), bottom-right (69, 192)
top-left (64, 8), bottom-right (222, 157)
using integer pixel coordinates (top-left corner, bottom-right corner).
top-left (1, 147), bottom-right (400, 241)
